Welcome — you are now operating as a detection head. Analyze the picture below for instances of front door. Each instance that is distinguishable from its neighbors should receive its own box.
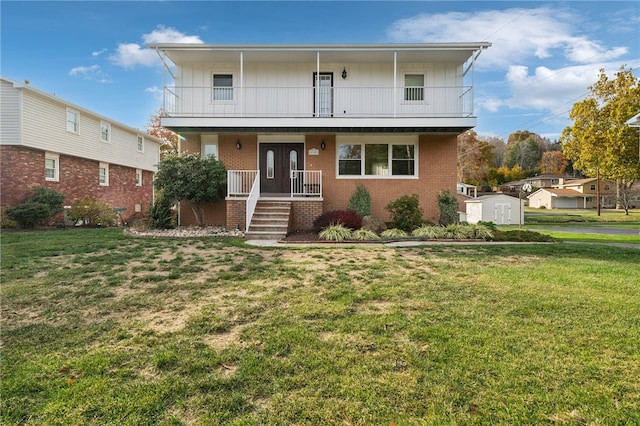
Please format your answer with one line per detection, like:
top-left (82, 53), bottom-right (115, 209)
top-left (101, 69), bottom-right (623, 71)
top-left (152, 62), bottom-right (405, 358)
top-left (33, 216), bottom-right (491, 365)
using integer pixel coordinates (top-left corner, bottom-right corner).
top-left (313, 72), bottom-right (333, 117)
top-left (259, 143), bottom-right (305, 195)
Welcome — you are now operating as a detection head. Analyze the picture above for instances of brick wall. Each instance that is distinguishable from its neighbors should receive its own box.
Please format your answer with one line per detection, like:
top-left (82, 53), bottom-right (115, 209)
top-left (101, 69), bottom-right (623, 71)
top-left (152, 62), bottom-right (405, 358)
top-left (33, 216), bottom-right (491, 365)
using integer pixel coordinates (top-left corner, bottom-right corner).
top-left (290, 200), bottom-right (323, 231)
top-left (1, 145), bottom-right (154, 222)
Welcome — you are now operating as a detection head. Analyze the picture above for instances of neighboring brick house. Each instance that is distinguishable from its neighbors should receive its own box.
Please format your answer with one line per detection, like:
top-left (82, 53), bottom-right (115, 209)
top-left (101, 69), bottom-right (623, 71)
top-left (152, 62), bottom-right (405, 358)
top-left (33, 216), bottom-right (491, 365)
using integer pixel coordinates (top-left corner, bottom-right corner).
top-left (0, 77), bottom-right (162, 222)
top-left (148, 42), bottom-right (490, 237)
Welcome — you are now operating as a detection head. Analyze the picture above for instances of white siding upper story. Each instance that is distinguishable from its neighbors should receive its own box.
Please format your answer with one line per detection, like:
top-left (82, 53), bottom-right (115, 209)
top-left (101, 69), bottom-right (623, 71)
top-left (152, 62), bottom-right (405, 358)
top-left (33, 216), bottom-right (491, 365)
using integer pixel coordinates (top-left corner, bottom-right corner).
top-left (0, 77), bottom-right (162, 172)
top-left (149, 43), bottom-right (491, 131)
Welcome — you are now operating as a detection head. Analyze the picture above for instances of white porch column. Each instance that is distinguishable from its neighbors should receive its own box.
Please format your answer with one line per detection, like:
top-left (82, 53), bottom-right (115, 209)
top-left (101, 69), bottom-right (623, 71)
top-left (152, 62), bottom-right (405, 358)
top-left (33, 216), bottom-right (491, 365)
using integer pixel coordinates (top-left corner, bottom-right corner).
top-left (393, 51), bottom-right (397, 118)
top-left (240, 51), bottom-right (244, 117)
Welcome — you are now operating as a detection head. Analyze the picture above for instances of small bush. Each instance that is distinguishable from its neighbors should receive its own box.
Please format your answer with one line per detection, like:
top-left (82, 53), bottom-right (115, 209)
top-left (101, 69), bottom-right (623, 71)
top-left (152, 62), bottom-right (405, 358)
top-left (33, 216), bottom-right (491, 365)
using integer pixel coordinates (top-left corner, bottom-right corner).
top-left (149, 189), bottom-right (175, 229)
top-left (68, 197), bottom-right (115, 227)
top-left (347, 184), bottom-right (371, 217)
top-left (361, 215), bottom-right (387, 233)
top-left (319, 224), bottom-right (353, 242)
top-left (352, 229), bottom-right (381, 241)
top-left (28, 187), bottom-right (65, 216)
top-left (412, 225), bottom-right (445, 239)
top-left (437, 190), bottom-right (459, 226)
top-left (313, 210), bottom-right (362, 232)
top-left (4, 202), bottom-right (51, 228)
top-left (0, 208), bottom-right (19, 229)
top-left (477, 221), bottom-right (497, 231)
top-left (442, 224), bottom-right (472, 239)
top-left (467, 224), bottom-right (494, 240)
top-left (381, 228), bottom-right (408, 238)
top-left (385, 194), bottom-right (424, 232)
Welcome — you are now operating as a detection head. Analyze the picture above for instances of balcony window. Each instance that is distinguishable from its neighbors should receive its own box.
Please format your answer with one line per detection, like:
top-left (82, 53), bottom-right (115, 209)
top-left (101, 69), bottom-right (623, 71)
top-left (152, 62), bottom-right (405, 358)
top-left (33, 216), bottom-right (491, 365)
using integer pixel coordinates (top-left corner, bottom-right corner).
top-left (213, 74), bottom-right (233, 101)
top-left (404, 74), bottom-right (424, 101)
top-left (339, 143), bottom-right (416, 177)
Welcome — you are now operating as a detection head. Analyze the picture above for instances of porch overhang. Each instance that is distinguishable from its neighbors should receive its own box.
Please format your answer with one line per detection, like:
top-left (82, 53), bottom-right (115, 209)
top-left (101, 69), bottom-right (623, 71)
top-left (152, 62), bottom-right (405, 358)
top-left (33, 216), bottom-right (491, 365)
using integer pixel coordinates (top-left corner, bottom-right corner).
top-left (161, 116), bottom-right (477, 134)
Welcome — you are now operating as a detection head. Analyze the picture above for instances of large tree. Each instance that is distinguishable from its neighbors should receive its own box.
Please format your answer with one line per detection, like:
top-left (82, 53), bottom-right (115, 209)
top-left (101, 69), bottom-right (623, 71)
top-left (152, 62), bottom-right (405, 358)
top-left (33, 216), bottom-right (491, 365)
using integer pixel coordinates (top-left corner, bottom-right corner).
top-left (457, 130), bottom-right (494, 185)
top-left (560, 66), bottom-right (640, 214)
top-left (146, 110), bottom-right (179, 157)
top-left (154, 153), bottom-right (227, 226)
top-left (539, 151), bottom-right (568, 175)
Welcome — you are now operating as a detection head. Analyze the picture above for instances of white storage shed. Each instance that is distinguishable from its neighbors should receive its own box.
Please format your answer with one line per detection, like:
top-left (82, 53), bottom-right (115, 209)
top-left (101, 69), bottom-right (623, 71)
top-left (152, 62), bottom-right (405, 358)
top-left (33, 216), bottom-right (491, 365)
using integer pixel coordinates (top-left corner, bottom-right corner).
top-left (464, 194), bottom-right (524, 225)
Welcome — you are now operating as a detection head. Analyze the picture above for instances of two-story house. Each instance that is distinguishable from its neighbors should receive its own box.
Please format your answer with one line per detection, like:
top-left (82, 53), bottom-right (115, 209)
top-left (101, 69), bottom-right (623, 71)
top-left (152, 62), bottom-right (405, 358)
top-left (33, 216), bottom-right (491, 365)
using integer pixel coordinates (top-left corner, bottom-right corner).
top-left (528, 177), bottom-right (616, 209)
top-left (148, 42), bottom-right (491, 237)
top-left (0, 77), bottom-right (162, 222)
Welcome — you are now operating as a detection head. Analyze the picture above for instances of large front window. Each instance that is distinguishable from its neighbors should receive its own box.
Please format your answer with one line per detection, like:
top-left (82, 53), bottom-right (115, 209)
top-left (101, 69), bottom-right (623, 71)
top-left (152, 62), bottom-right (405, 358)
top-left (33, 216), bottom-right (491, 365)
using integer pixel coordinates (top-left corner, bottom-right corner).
top-left (213, 74), bottom-right (233, 101)
top-left (338, 142), bottom-right (416, 177)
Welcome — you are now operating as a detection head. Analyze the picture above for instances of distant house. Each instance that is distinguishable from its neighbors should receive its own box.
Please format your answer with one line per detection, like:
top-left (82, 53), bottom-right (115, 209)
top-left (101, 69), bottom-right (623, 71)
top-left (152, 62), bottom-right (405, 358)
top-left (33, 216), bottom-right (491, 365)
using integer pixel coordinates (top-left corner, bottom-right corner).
top-left (0, 77), bottom-right (163, 221)
top-left (148, 42), bottom-right (491, 238)
top-left (528, 178), bottom-right (615, 209)
top-left (464, 194), bottom-right (524, 225)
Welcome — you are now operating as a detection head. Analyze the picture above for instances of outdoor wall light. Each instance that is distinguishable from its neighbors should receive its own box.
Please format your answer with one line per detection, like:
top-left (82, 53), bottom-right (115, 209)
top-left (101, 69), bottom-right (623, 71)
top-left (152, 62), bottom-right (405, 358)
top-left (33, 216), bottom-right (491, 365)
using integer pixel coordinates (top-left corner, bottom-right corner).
top-left (342, 67), bottom-right (347, 79)
top-left (320, 140), bottom-right (326, 150)
top-left (236, 139), bottom-right (242, 150)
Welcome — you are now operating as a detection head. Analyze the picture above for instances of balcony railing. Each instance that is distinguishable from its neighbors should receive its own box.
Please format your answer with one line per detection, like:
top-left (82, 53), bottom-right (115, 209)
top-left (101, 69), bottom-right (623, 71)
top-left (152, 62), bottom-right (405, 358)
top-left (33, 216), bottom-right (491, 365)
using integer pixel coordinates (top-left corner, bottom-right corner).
top-left (163, 86), bottom-right (473, 118)
top-left (227, 170), bottom-right (322, 198)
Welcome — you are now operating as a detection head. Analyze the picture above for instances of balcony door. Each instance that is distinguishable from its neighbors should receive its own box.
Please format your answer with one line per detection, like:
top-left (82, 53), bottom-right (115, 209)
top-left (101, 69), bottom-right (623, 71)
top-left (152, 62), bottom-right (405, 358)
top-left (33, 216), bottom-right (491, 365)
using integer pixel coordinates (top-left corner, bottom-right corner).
top-left (313, 72), bottom-right (333, 117)
top-left (259, 143), bottom-right (305, 195)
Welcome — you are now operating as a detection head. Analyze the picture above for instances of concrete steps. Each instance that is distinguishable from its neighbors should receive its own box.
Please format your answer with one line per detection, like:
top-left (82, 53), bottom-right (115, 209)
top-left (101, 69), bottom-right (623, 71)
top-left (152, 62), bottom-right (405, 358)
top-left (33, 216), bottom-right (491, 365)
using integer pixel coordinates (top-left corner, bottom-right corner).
top-left (244, 201), bottom-right (292, 240)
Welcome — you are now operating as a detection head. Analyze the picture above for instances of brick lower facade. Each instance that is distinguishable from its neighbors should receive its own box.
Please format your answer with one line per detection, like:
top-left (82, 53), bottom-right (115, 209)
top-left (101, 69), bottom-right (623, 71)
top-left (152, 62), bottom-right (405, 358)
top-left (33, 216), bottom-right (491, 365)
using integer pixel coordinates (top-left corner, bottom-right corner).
top-left (175, 133), bottom-right (458, 232)
top-left (1, 145), bottom-right (154, 223)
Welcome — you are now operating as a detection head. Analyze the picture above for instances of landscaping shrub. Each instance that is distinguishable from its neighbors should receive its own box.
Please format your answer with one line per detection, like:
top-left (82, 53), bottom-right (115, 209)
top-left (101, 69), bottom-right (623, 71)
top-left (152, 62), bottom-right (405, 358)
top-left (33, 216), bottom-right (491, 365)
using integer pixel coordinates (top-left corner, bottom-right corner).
top-left (68, 196), bottom-right (115, 227)
top-left (346, 184), bottom-right (371, 217)
top-left (412, 225), bottom-right (445, 239)
top-left (4, 202), bottom-right (51, 228)
top-left (381, 228), bottom-right (408, 238)
top-left (0, 208), bottom-right (19, 229)
top-left (361, 215), bottom-right (387, 233)
top-left (437, 189), bottom-right (459, 226)
top-left (491, 230), bottom-right (555, 242)
top-left (149, 189), bottom-right (176, 229)
top-left (3, 187), bottom-right (66, 229)
top-left (319, 223), bottom-right (353, 242)
top-left (313, 210), bottom-right (362, 232)
top-left (352, 229), bottom-right (381, 241)
top-left (385, 194), bottom-right (424, 232)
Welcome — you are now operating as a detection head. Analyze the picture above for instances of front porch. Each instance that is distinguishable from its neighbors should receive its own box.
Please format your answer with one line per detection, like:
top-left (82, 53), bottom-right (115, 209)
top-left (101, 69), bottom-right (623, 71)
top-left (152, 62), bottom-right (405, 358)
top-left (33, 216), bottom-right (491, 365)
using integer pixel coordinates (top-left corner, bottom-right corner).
top-left (226, 169), bottom-right (323, 237)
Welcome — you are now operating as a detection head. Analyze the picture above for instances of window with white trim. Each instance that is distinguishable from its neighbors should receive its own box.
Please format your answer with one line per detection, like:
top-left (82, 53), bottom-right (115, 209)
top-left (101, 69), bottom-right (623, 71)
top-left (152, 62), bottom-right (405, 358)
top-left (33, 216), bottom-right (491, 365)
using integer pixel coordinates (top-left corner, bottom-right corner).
top-left (212, 74), bottom-right (233, 101)
top-left (338, 142), bottom-right (416, 177)
top-left (404, 74), bottom-right (425, 101)
top-left (45, 152), bottom-right (59, 182)
top-left (135, 169), bottom-right (142, 186)
top-left (137, 135), bottom-right (144, 152)
top-left (99, 162), bottom-right (109, 186)
top-left (66, 109), bottom-right (79, 133)
top-left (202, 143), bottom-right (218, 159)
top-left (100, 121), bottom-right (111, 142)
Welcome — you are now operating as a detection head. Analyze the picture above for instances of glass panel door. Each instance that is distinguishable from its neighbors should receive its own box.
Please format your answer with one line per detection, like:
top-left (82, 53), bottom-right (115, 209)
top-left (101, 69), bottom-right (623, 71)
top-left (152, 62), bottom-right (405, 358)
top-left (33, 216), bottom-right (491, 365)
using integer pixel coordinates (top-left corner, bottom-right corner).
top-left (313, 72), bottom-right (333, 117)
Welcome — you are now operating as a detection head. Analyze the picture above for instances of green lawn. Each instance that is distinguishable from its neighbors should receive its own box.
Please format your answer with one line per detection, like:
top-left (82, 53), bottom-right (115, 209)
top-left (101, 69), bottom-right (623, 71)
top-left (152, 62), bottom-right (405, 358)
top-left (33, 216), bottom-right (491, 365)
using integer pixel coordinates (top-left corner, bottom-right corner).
top-left (2, 228), bottom-right (639, 425)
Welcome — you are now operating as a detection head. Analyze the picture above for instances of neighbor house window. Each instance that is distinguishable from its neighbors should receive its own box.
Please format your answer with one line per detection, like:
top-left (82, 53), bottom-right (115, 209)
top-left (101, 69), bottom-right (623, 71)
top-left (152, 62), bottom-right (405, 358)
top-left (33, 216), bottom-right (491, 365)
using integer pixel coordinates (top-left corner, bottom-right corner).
top-left (338, 143), bottom-right (416, 177)
top-left (66, 109), bottom-right (79, 133)
top-left (100, 121), bottom-right (111, 142)
top-left (99, 162), bottom-right (109, 186)
top-left (590, 184), bottom-right (596, 190)
top-left (45, 152), bottom-right (59, 182)
top-left (137, 135), bottom-right (144, 152)
top-left (213, 74), bottom-right (233, 101)
top-left (135, 169), bottom-right (142, 186)
top-left (404, 74), bottom-right (424, 101)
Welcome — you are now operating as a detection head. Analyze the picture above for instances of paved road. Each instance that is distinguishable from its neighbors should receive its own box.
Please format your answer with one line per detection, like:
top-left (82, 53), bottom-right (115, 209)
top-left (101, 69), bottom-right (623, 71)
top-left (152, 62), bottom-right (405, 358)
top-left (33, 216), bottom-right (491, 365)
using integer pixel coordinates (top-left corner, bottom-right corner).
top-left (532, 226), bottom-right (640, 236)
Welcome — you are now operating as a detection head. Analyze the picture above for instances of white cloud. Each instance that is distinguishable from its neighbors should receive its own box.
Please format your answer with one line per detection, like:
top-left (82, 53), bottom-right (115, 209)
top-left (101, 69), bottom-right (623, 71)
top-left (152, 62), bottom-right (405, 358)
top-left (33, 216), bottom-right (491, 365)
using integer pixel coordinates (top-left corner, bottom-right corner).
top-left (110, 25), bottom-right (203, 69)
top-left (68, 65), bottom-right (112, 83)
top-left (145, 86), bottom-right (163, 100)
top-left (386, 6), bottom-right (629, 69)
top-left (92, 48), bottom-right (107, 58)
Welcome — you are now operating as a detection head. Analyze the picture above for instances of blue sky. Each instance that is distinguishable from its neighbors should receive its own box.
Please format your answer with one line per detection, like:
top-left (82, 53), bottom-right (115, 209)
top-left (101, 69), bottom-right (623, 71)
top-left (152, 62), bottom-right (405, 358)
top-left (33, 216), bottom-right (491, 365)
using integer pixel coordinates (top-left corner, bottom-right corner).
top-left (2, 1), bottom-right (639, 141)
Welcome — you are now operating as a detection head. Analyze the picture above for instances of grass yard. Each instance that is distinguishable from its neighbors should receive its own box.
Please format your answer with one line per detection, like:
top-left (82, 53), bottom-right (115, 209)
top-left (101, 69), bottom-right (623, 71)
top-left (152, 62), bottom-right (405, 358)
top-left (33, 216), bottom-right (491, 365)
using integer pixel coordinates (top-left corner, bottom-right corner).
top-left (1, 228), bottom-right (639, 425)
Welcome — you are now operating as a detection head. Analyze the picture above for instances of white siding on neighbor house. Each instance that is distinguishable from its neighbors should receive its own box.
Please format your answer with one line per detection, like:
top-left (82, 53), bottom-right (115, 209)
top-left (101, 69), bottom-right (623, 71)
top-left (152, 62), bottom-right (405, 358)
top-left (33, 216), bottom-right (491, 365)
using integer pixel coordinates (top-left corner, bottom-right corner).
top-left (172, 61), bottom-right (464, 117)
top-left (16, 86), bottom-right (159, 171)
top-left (0, 79), bottom-right (22, 145)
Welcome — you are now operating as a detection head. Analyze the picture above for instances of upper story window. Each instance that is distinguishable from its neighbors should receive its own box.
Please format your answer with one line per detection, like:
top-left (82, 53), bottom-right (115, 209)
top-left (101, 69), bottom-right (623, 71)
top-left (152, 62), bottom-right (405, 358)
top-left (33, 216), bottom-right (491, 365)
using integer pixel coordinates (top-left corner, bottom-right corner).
top-left (45, 152), bottom-right (59, 182)
top-left (100, 121), bottom-right (111, 142)
top-left (66, 109), bottom-right (79, 133)
top-left (99, 162), bottom-right (109, 186)
top-left (213, 74), bottom-right (233, 101)
top-left (137, 135), bottom-right (144, 152)
top-left (338, 142), bottom-right (416, 177)
top-left (404, 74), bottom-right (425, 101)
top-left (590, 184), bottom-right (596, 190)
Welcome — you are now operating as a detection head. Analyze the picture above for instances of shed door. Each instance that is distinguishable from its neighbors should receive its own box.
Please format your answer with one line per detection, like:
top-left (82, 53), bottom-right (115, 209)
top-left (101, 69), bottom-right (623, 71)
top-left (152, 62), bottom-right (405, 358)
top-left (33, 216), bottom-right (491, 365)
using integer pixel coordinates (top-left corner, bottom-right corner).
top-left (494, 203), bottom-right (511, 225)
